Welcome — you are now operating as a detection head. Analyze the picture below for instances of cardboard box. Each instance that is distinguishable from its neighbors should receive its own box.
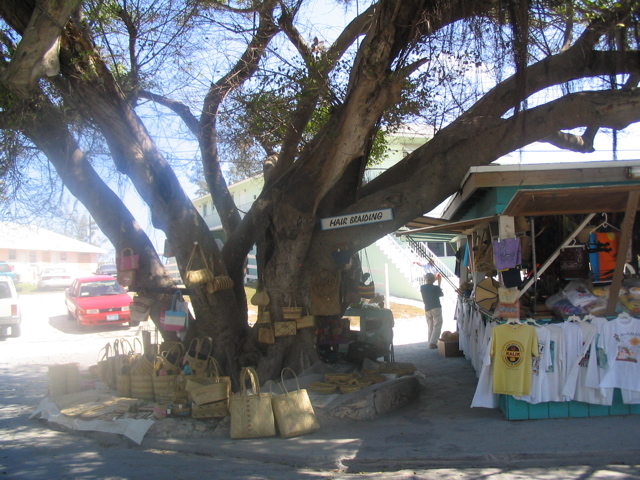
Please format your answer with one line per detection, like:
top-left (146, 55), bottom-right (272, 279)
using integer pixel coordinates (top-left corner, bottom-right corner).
top-left (437, 340), bottom-right (463, 357)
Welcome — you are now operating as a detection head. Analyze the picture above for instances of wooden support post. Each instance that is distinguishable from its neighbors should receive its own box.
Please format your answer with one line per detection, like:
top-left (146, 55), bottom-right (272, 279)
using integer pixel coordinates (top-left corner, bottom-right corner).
top-left (605, 191), bottom-right (640, 316)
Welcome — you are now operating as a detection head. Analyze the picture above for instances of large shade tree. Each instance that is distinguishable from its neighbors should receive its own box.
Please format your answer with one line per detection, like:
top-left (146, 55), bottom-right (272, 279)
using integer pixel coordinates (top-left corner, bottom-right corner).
top-left (1, 0), bottom-right (640, 384)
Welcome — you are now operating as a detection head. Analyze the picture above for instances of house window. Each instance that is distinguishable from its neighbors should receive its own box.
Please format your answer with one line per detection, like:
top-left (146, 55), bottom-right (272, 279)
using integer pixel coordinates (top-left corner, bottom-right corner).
top-left (8, 250), bottom-right (16, 260)
top-left (203, 203), bottom-right (208, 217)
top-left (29, 251), bottom-right (37, 262)
top-left (60, 252), bottom-right (67, 261)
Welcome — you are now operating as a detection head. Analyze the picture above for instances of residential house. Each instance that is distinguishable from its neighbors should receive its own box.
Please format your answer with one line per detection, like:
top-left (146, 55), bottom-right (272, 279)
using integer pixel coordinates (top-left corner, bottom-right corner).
top-left (0, 222), bottom-right (106, 283)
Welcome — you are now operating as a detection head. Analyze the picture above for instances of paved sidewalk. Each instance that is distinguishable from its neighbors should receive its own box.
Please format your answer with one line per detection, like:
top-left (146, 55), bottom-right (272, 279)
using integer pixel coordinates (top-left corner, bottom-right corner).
top-left (143, 330), bottom-right (640, 472)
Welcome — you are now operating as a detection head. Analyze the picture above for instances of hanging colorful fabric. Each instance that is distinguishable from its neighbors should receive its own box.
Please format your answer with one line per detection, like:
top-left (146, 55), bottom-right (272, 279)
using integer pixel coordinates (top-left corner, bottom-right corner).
top-left (116, 247), bottom-right (139, 271)
top-left (160, 291), bottom-right (188, 332)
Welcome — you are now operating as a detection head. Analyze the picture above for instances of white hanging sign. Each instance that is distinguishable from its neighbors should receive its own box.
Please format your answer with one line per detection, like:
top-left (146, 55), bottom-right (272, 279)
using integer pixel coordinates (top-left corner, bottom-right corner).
top-left (320, 208), bottom-right (394, 231)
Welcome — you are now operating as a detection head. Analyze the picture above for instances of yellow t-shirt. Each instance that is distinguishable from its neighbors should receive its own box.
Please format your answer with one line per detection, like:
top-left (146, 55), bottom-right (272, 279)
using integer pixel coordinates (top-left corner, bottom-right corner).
top-left (491, 323), bottom-right (539, 396)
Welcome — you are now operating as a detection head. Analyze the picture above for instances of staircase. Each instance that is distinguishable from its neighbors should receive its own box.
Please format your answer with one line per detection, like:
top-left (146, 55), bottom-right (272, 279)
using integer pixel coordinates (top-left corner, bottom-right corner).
top-left (374, 234), bottom-right (459, 314)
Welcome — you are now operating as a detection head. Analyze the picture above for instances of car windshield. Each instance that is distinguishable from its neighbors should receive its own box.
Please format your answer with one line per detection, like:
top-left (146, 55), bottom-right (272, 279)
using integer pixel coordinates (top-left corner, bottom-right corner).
top-left (0, 264), bottom-right (11, 273)
top-left (79, 280), bottom-right (126, 297)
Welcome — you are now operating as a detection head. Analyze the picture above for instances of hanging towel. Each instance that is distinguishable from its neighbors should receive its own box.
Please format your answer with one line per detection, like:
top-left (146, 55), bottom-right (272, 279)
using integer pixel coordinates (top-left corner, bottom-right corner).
top-left (493, 237), bottom-right (522, 271)
top-left (588, 232), bottom-right (618, 282)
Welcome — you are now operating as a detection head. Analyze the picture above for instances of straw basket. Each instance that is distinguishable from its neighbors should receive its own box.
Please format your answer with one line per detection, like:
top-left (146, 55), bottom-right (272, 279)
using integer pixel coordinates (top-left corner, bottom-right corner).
top-left (324, 373), bottom-right (355, 384)
top-left (309, 382), bottom-right (338, 394)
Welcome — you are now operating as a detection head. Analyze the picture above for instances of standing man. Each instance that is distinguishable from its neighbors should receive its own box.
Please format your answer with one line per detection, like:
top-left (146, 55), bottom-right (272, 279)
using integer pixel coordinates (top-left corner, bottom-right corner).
top-left (420, 272), bottom-right (443, 349)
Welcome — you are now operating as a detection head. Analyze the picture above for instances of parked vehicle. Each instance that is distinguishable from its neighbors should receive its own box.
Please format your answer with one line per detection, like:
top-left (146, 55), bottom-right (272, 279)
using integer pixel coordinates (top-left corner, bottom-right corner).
top-left (65, 275), bottom-right (134, 328)
top-left (0, 276), bottom-right (21, 338)
top-left (37, 266), bottom-right (73, 289)
top-left (0, 261), bottom-right (19, 282)
top-left (95, 263), bottom-right (117, 276)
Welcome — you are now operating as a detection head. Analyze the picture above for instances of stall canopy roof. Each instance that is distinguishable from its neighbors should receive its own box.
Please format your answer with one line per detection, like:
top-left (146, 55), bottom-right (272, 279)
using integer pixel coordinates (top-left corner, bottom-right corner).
top-left (397, 184), bottom-right (640, 237)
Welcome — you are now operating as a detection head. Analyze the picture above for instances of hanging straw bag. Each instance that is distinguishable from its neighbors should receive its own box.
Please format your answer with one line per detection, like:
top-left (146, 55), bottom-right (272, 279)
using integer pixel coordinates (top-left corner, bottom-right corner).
top-left (274, 320), bottom-right (297, 337)
top-left (271, 368), bottom-right (319, 438)
top-left (258, 325), bottom-right (275, 344)
top-left (130, 295), bottom-right (154, 323)
top-left (296, 310), bottom-right (315, 330)
top-left (251, 278), bottom-right (270, 306)
top-left (311, 273), bottom-right (341, 316)
top-left (185, 242), bottom-right (215, 286)
top-left (282, 300), bottom-right (302, 320)
top-left (230, 367), bottom-right (275, 439)
top-left (183, 336), bottom-right (213, 376)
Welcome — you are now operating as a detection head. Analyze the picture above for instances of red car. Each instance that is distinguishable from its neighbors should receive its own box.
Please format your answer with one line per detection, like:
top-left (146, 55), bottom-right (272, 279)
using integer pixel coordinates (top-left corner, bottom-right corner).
top-left (65, 275), bottom-right (134, 328)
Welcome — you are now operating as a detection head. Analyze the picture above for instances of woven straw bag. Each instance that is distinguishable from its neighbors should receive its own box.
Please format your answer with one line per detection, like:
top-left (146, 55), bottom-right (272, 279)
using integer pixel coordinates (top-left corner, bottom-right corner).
top-left (183, 337), bottom-right (213, 376)
top-left (309, 382), bottom-right (337, 394)
top-left (274, 321), bottom-right (297, 337)
top-left (296, 311), bottom-right (315, 329)
top-left (187, 358), bottom-right (231, 408)
top-left (282, 300), bottom-right (302, 320)
top-left (185, 242), bottom-right (215, 286)
top-left (271, 368), bottom-right (319, 438)
top-left (230, 367), bottom-right (275, 439)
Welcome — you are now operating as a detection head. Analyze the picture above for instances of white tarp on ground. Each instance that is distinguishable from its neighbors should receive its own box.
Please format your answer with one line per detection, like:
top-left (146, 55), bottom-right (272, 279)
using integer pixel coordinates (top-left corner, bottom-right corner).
top-left (29, 391), bottom-right (154, 445)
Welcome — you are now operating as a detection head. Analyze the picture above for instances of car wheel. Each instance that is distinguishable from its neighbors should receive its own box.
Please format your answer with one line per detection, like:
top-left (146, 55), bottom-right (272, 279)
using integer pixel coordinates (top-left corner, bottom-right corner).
top-left (10, 324), bottom-right (21, 338)
top-left (75, 314), bottom-right (83, 329)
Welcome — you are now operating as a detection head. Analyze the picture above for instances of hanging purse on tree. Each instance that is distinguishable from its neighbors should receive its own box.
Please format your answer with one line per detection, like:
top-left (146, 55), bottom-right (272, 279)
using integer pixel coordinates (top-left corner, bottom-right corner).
top-left (357, 250), bottom-right (375, 299)
top-left (311, 273), bottom-right (341, 316)
top-left (185, 242), bottom-right (215, 286)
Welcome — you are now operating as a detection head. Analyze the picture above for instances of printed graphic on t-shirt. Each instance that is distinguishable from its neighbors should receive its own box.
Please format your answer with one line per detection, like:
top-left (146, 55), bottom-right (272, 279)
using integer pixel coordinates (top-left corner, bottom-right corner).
top-left (502, 341), bottom-right (525, 367)
top-left (546, 340), bottom-right (555, 373)
top-left (614, 333), bottom-right (640, 363)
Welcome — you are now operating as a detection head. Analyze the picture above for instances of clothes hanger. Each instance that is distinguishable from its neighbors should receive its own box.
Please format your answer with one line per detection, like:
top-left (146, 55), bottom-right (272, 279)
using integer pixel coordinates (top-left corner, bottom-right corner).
top-left (617, 312), bottom-right (633, 320)
top-left (567, 315), bottom-right (581, 323)
top-left (506, 317), bottom-right (521, 325)
top-left (589, 213), bottom-right (621, 234)
top-left (582, 314), bottom-right (596, 322)
top-left (525, 318), bottom-right (542, 326)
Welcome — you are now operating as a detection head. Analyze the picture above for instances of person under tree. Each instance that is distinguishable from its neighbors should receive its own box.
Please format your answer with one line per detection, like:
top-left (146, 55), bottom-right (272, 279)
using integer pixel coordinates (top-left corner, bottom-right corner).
top-left (420, 272), bottom-right (443, 349)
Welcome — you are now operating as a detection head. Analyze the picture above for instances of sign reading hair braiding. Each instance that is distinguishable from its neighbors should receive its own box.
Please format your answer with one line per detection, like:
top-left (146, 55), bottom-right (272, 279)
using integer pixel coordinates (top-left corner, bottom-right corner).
top-left (320, 208), bottom-right (393, 231)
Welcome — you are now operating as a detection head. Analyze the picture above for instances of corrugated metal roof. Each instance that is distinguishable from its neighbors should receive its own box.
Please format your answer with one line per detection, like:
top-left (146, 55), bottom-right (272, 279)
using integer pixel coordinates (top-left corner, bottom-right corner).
top-left (0, 222), bottom-right (106, 254)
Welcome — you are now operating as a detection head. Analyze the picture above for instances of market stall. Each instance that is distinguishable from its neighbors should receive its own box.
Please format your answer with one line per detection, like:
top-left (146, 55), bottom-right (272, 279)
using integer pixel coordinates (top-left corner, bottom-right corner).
top-left (398, 171), bottom-right (640, 420)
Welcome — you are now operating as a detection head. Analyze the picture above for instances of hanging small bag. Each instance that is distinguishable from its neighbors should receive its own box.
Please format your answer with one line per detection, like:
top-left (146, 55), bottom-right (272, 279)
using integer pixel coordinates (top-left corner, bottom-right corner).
top-left (116, 247), bottom-right (139, 271)
top-left (185, 242), bottom-right (215, 287)
top-left (160, 291), bottom-right (188, 332)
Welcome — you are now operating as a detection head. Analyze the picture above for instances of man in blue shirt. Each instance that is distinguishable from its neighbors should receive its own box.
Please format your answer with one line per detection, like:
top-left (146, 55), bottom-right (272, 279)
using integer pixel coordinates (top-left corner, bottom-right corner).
top-left (420, 272), bottom-right (443, 349)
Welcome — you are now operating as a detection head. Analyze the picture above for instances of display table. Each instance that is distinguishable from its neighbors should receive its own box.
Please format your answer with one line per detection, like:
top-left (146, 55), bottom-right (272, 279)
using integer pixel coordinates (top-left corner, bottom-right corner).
top-left (344, 307), bottom-right (394, 362)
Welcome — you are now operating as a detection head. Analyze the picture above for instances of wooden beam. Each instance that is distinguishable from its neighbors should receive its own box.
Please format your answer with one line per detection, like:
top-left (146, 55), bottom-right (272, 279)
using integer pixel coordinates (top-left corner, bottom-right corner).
top-left (518, 213), bottom-right (596, 300)
top-left (605, 191), bottom-right (640, 315)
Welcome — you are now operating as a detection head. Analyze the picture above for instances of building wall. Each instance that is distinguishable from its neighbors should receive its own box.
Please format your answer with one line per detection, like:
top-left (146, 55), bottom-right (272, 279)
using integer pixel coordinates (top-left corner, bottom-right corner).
top-left (0, 248), bottom-right (100, 283)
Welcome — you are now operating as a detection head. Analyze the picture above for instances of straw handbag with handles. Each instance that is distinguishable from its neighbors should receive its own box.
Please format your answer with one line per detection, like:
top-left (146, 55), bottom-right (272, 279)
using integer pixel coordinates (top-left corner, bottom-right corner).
top-left (116, 247), bottom-right (139, 271)
top-left (185, 242), bottom-right (215, 286)
top-left (271, 367), bottom-right (319, 438)
top-left (230, 367), bottom-right (275, 439)
top-left (183, 336), bottom-right (213, 376)
top-left (282, 300), bottom-right (302, 320)
top-left (186, 358), bottom-right (231, 410)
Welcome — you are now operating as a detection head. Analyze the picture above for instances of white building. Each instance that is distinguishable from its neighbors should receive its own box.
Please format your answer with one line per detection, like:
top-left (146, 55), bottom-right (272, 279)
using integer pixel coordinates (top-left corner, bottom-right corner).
top-left (0, 222), bottom-right (106, 283)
